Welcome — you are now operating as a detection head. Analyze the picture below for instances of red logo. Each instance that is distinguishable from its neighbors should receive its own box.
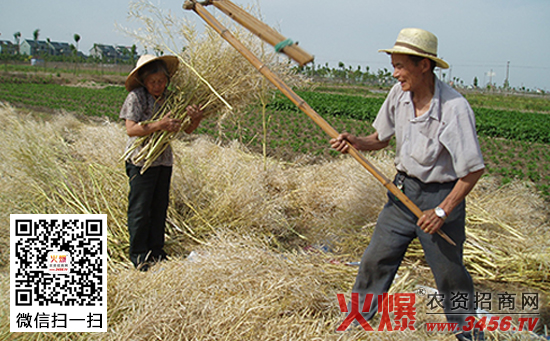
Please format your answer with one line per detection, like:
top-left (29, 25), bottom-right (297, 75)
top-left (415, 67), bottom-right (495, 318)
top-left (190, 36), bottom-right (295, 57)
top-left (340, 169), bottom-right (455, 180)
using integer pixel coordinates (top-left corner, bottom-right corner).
top-left (337, 293), bottom-right (416, 331)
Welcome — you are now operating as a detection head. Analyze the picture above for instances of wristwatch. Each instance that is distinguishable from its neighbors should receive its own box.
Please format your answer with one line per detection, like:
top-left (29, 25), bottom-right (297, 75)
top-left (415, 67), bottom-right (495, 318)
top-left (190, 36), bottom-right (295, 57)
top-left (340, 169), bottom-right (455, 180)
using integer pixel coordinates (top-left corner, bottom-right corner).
top-left (434, 206), bottom-right (447, 220)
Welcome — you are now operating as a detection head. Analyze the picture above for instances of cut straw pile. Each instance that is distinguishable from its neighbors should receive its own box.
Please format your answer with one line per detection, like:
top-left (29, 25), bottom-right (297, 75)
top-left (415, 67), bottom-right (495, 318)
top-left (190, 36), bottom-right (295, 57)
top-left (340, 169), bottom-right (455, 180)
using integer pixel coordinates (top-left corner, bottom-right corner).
top-left (0, 104), bottom-right (548, 340)
top-left (119, 0), bottom-right (302, 173)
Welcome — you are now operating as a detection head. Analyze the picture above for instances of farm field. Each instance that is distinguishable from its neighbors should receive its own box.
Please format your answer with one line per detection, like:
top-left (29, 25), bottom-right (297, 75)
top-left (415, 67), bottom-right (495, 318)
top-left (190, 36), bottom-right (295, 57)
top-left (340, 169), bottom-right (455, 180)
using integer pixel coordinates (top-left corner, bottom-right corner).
top-left (0, 103), bottom-right (548, 340)
top-left (0, 68), bottom-right (549, 340)
top-left (1, 70), bottom-right (549, 199)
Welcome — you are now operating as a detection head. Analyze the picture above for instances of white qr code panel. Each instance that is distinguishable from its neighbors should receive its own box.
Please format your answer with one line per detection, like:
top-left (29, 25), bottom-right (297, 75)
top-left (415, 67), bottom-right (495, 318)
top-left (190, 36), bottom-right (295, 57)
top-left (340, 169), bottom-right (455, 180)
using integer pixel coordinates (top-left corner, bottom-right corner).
top-left (10, 214), bottom-right (107, 332)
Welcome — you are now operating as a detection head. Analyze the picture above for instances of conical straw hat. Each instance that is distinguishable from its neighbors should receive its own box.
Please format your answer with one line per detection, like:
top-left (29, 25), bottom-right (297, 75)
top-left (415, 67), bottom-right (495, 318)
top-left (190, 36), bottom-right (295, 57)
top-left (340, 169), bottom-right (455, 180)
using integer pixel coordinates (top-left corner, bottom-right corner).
top-left (125, 54), bottom-right (179, 91)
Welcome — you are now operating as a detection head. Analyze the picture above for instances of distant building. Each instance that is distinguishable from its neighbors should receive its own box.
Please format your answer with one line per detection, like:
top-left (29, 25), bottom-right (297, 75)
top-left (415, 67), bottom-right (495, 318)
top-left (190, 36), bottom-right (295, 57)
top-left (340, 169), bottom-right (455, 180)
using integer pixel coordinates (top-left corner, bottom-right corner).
top-left (19, 39), bottom-right (72, 56)
top-left (47, 41), bottom-right (72, 56)
top-left (90, 44), bottom-right (116, 61)
top-left (0, 40), bottom-right (17, 55)
top-left (116, 45), bottom-right (136, 62)
top-left (89, 43), bottom-right (136, 63)
top-left (19, 39), bottom-right (50, 56)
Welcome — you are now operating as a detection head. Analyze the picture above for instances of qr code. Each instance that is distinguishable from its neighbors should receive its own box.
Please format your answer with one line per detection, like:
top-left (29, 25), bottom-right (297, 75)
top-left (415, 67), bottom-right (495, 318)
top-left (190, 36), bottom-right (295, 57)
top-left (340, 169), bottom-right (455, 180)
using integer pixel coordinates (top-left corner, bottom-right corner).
top-left (10, 214), bottom-right (107, 333)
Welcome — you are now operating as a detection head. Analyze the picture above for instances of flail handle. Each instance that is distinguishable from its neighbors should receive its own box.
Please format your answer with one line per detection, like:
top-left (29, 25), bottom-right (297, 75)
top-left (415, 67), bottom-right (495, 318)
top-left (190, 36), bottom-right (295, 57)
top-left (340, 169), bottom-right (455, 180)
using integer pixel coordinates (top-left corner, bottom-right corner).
top-left (183, 1), bottom-right (456, 247)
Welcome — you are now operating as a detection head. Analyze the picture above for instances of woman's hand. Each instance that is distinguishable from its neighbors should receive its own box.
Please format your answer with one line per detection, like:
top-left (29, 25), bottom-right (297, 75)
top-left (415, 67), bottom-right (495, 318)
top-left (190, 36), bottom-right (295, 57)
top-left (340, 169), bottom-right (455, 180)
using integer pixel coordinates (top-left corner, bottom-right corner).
top-left (159, 112), bottom-right (182, 133)
top-left (186, 104), bottom-right (203, 121)
top-left (184, 104), bottom-right (204, 134)
top-left (125, 112), bottom-right (182, 137)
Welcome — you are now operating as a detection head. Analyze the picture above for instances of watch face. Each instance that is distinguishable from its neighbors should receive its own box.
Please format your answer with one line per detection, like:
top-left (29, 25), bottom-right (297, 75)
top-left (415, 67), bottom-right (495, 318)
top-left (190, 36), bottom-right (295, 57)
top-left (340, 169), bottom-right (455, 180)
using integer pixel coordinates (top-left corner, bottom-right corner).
top-left (435, 207), bottom-right (446, 218)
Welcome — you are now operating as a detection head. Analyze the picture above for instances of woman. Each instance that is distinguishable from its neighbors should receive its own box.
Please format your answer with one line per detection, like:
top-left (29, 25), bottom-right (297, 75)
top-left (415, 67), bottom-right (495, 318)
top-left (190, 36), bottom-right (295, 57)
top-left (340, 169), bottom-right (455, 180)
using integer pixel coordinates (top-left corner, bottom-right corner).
top-left (120, 54), bottom-right (203, 271)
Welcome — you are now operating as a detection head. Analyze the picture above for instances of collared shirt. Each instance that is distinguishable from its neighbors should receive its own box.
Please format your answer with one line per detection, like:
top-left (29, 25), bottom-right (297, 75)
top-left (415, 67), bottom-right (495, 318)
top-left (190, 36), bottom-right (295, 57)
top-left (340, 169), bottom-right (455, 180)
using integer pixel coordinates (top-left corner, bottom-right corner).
top-left (373, 77), bottom-right (485, 183)
top-left (119, 87), bottom-right (173, 167)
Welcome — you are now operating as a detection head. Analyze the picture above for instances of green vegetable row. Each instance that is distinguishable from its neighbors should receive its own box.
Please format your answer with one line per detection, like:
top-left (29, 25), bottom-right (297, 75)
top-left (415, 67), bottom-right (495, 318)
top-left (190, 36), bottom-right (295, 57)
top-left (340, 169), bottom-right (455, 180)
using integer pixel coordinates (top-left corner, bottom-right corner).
top-left (0, 82), bottom-right (126, 120)
top-left (267, 91), bottom-right (385, 122)
top-left (268, 90), bottom-right (550, 144)
top-left (475, 107), bottom-right (550, 143)
top-left (1, 82), bottom-right (549, 144)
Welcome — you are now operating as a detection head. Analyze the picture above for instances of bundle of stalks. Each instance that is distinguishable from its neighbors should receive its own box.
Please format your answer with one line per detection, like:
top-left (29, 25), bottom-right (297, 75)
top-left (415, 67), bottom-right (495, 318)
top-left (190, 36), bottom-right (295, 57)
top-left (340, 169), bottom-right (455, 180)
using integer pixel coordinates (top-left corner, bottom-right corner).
top-left (119, 0), bottom-right (300, 173)
top-left (119, 89), bottom-right (199, 172)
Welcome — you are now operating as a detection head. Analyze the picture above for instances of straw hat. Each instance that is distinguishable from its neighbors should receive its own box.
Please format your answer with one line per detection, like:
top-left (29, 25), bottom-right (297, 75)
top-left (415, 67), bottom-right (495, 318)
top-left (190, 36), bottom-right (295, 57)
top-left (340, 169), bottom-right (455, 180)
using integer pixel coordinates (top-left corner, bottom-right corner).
top-left (125, 54), bottom-right (179, 91)
top-left (379, 28), bottom-right (449, 69)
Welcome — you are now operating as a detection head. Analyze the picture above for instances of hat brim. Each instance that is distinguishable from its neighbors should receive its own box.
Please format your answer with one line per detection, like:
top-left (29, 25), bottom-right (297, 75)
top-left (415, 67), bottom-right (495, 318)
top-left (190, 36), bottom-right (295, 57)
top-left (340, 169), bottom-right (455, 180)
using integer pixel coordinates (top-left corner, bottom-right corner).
top-left (378, 47), bottom-right (449, 69)
top-left (125, 55), bottom-right (180, 92)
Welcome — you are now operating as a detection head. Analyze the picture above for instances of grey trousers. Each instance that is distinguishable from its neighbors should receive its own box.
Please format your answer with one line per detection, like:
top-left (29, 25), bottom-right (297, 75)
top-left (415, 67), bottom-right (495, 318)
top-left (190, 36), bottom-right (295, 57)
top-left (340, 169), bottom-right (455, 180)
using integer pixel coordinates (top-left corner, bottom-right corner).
top-left (352, 172), bottom-right (475, 328)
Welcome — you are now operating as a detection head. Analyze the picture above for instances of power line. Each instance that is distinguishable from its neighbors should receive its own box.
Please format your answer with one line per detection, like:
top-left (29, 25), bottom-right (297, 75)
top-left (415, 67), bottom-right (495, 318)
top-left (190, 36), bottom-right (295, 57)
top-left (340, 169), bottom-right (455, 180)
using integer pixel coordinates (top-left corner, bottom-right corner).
top-left (315, 56), bottom-right (550, 71)
top-left (451, 63), bottom-right (550, 70)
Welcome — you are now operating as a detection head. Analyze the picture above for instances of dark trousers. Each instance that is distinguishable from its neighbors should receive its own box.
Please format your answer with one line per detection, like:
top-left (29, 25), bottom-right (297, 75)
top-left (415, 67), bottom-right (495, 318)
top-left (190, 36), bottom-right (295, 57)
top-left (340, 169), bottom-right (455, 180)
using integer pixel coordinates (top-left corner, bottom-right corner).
top-left (352, 173), bottom-right (475, 328)
top-left (125, 162), bottom-right (172, 267)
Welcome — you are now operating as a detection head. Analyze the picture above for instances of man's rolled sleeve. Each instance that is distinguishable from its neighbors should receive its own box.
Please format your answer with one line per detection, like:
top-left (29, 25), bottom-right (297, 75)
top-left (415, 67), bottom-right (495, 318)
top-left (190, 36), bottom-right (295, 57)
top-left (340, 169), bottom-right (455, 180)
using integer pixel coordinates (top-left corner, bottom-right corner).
top-left (439, 104), bottom-right (485, 178)
top-left (373, 86), bottom-right (398, 142)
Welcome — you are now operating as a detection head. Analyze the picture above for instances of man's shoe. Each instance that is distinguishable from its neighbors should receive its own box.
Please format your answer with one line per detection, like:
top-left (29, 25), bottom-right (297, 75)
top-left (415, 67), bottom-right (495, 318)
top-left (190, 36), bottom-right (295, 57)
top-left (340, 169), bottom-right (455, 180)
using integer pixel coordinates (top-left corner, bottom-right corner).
top-left (455, 329), bottom-right (484, 341)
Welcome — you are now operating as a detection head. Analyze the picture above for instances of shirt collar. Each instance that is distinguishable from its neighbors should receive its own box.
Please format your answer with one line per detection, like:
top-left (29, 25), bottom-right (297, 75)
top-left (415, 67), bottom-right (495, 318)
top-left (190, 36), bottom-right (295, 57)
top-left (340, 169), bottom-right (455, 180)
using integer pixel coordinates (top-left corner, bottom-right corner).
top-left (401, 76), bottom-right (443, 122)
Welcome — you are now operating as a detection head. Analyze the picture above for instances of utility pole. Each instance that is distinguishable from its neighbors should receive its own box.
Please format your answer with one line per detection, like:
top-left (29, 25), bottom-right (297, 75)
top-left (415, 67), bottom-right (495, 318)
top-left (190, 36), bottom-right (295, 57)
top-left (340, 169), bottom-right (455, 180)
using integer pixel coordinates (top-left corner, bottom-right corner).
top-left (505, 61), bottom-right (510, 89)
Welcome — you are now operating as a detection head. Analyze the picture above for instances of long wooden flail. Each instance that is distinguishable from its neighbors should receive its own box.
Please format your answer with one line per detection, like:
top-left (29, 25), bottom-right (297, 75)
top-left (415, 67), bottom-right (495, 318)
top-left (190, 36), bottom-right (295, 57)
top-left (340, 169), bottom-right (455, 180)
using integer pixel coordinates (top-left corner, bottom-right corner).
top-left (182, 0), bottom-right (456, 246)
top-left (203, 0), bottom-right (313, 66)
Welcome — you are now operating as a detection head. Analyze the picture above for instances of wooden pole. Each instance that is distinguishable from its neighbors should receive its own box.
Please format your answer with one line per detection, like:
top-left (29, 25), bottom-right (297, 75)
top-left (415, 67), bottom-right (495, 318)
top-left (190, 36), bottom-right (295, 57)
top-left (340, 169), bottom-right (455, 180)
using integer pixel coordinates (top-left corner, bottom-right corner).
top-left (183, 1), bottom-right (456, 247)
top-left (198, 0), bottom-right (313, 66)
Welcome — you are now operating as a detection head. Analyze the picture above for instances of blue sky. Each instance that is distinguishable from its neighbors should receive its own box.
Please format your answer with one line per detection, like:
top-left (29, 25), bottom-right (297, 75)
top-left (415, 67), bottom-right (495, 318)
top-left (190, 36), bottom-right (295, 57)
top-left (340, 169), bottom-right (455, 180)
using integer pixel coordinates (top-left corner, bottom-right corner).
top-left (1, 0), bottom-right (549, 90)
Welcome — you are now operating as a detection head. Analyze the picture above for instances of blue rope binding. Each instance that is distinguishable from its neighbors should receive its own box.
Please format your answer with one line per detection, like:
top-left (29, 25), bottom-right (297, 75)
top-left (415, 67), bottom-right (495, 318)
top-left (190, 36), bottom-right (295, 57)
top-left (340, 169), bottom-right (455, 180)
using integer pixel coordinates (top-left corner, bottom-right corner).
top-left (274, 38), bottom-right (294, 53)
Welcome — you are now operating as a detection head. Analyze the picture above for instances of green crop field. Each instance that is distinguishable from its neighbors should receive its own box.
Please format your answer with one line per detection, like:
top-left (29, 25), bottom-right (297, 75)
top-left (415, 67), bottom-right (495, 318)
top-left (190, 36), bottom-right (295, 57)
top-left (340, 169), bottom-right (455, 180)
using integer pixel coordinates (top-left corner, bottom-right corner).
top-left (1, 73), bottom-right (549, 198)
top-left (0, 82), bottom-right (126, 119)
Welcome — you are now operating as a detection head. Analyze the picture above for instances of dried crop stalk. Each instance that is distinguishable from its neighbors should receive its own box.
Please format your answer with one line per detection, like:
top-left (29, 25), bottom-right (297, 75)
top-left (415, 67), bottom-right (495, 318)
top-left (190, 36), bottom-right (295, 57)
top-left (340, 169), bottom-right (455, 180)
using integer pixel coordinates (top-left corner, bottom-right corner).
top-left (120, 0), bottom-right (296, 173)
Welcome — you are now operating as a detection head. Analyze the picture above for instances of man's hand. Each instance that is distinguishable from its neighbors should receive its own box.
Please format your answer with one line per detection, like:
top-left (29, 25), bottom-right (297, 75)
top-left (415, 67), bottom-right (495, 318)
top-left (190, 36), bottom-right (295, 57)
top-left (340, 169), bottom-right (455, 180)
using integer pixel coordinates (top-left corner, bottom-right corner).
top-left (330, 133), bottom-right (355, 154)
top-left (417, 209), bottom-right (445, 234)
top-left (330, 132), bottom-right (389, 153)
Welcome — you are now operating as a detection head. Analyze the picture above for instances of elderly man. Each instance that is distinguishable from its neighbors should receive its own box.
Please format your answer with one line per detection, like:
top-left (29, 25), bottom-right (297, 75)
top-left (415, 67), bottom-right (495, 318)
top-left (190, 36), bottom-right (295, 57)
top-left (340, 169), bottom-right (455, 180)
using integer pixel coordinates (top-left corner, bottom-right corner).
top-left (331, 28), bottom-right (485, 340)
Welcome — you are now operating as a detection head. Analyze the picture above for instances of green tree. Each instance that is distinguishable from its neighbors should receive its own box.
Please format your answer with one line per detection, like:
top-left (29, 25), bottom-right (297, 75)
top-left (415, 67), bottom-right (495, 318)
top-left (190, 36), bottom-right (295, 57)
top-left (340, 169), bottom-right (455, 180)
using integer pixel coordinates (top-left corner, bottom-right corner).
top-left (46, 37), bottom-right (52, 57)
top-left (13, 31), bottom-right (21, 44)
top-left (473, 76), bottom-right (478, 88)
top-left (33, 29), bottom-right (41, 59)
top-left (73, 34), bottom-right (80, 53)
top-left (73, 33), bottom-right (81, 74)
top-left (130, 44), bottom-right (137, 64)
top-left (73, 33), bottom-right (80, 53)
top-left (377, 68), bottom-right (392, 85)
top-left (337, 61), bottom-right (346, 81)
top-left (70, 44), bottom-right (76, 59)
top-left (13, 32), bottom-right (21, 53)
